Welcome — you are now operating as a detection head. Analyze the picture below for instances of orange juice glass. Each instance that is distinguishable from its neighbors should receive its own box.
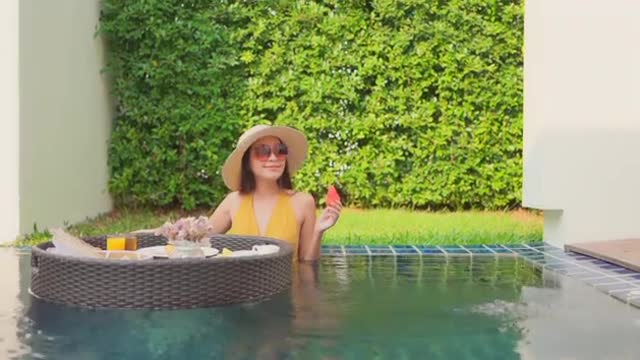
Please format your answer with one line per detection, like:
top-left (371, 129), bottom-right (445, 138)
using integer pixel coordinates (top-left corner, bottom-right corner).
top-left (125, 236), bottom-right (138, 250)
top-left (107, 237), bottom-right (126, 251)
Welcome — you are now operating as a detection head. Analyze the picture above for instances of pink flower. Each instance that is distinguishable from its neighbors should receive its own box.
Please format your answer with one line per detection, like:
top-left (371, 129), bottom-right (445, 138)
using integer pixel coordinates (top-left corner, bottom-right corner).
top-left (154, 216), bottom-right (213, 243)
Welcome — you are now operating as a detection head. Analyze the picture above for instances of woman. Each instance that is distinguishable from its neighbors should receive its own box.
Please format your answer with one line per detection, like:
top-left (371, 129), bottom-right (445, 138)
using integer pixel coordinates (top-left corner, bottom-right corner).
top-left (207, 124), bottom-right (342, 261)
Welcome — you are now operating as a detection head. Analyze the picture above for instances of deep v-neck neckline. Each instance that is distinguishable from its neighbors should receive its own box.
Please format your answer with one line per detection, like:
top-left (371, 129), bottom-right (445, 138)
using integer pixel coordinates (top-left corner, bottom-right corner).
top-left (250, 193), bottom-right (281, 237)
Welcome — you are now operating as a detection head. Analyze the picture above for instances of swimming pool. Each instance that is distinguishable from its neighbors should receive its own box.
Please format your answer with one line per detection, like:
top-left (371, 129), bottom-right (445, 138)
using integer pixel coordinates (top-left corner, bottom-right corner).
top-left (2, 246), bottom-right (640, 359)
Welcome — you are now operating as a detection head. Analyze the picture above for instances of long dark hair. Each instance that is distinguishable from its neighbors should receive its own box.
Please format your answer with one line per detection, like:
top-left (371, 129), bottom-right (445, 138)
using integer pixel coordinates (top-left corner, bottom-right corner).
top-left (239, 147), bottom-right (293, 194)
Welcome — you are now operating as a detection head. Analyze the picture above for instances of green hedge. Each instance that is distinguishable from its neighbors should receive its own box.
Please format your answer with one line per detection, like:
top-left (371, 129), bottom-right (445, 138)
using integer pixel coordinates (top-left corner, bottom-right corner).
top-left (100, 0), bottom-right (524, 210)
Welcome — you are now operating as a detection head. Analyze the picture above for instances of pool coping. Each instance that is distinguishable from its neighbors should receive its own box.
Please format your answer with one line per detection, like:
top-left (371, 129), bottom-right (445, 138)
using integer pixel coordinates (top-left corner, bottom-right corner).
top-left (320, 242), bottom-right (640, 309)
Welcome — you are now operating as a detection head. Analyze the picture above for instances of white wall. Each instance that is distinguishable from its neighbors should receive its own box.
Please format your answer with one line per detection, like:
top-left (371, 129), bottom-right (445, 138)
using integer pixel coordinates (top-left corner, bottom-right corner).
top-left (0, 0), bottom-right (21, 243)
top-left (19, 0), bottom-right (113, 234)
top-left (523, 0), bottom-right (640, 246)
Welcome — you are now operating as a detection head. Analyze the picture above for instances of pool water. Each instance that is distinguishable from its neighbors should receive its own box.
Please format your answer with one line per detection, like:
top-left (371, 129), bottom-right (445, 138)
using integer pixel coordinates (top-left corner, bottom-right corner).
top-left (2, 248), bottom-right (640, 359)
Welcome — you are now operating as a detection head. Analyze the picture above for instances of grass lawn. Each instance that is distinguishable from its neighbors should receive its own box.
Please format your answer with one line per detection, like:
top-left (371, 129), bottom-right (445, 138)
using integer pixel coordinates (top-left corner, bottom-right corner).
top-left (11, 207), bottom-right (543, 247)
top-left (326, 208), bottom-right (542, 245)
top-left (14, 209), bottom-right (543, 246)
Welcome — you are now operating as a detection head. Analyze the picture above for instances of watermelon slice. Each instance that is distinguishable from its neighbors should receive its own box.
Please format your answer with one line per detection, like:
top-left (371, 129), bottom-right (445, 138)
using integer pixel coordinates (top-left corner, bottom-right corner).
top-left (326, 185), bottom-right (341, 206)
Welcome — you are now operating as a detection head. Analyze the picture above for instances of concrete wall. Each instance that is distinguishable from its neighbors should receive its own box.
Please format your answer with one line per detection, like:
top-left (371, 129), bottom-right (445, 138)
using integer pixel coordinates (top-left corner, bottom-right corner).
top-left (523, 0), bottom-right (640, 246)
top-left (0, 0), bottom-right (21, 243)
top-left (18, 0), bottom-right (113, 235)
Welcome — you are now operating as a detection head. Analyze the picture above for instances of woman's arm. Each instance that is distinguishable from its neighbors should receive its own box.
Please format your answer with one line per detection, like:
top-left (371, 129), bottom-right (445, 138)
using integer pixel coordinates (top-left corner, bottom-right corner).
top-left (207, 192), bottom-right (236, 234)
top-left (298, 194), bottom-right (320, 261)
top-left (297, 194), bottom-right (342, 262)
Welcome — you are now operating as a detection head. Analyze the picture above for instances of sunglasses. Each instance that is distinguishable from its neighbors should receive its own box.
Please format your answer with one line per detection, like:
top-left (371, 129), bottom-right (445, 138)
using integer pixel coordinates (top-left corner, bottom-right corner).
top-left (252, 143), bottom-right (288, 161)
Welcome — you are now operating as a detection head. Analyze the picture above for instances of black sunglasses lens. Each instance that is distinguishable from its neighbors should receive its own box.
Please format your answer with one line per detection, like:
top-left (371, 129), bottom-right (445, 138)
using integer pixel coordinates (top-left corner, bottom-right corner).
top-left (277, 143), bottom-right (288, 155)
top-left (253, 145), bottom-right (271, 158)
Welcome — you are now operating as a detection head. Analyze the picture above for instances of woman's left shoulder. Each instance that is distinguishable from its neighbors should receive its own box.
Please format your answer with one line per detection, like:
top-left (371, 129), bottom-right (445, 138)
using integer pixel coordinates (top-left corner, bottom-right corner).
top-left (286, 190), bottom-right (316, 208)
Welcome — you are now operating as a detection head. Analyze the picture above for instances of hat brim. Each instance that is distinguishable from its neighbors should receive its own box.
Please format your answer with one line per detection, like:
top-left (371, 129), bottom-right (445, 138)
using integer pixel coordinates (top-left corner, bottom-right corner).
top-left (222, 126), bottom-right (308, 191)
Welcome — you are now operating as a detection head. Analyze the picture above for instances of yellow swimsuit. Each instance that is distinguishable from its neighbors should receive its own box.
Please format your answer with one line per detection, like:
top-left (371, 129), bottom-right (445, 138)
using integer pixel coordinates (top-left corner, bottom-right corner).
top-left (227, 192), bottom-right (300, 259)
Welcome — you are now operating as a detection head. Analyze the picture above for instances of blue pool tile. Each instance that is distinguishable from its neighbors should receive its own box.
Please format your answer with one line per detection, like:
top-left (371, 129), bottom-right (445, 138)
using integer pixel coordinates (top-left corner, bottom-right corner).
top-left (368, 246), bottom-right (393, 255)
top-left (394, 249), bottom-right (418, 255)
top-left (563, 268), bottom-right (594, 276)
top-left (543, 246), bottom-right (565, 253)
top-left (509, 246), bottom-right (538, 252)
top-left (566, 252), bottom-right (593, 261)
top-left (599, 261), bottom-right (623, 268)
top-left (611, 268), bottom-right (637, 275)
top-left (598, 263), bottom-right (619, 269)
top-left (321, 246), bottom-right (343, 255)
top-left (542, 260), bottom-right (572, 266)
top-left (583, 276), bottom-right (621, 287)
top-left (572, 272), bottom-right (607, 280)
top-left (521, 257), bottom-right (556, 266)
top-left (511, 249), bottom-right (541, 258)
top-left (465, 246), bottom-right (495, 255)
top-left (440, 246), bottom-right (469, 255)
top-left (544, 263), bottom-right (579, 273)
top-left (528, 244), bottom-right (563, 253)
top-left (418, 246), bottom-right (444, 255)
top-left (596, 282), bottom-right (637, 293)
top-left (546, 251), bottom-right (572, 259)
top-left (343, 245), bottom-right (368, 255)
top-left (587, 277), bottom-right (623, 286)
top-left (464, 245), bottom-right (494, 255)
top-left (522, 253), bottom-right (546, 259)
top-left (484, 245), bottom-right (514, 254)
top-left (503, 244), bottom-right (530, 250)
top-left (584, 260), bottom-right (612, 268)
top-left (392, 246), bottom-right (418, 255)
top-left (526, 242), bottom-right (546, 248)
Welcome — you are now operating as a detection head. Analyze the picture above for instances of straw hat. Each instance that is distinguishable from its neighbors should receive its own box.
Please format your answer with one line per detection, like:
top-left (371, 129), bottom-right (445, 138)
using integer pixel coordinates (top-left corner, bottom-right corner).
top-left (221, 124), bottom-right (309, 191)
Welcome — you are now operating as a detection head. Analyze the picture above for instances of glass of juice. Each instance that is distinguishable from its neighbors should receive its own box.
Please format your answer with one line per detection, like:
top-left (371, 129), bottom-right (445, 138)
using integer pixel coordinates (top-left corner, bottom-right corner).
top-left (106, 236), bottom-right (126, 251)
top-left (125, 235), bottom-right (138, 251)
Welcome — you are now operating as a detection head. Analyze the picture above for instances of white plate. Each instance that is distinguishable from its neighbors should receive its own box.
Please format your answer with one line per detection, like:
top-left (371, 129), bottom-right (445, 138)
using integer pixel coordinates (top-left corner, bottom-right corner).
top-left (202, 247), bottom-right (220, 257)
top-left (101, 250), bottom-right (153, 260)
top-left (218, 246), bottom-right (280, 258)
top-left (137, 246), bottom-right (219, 258)
top-left (227, 250), bottom-right (256, 257)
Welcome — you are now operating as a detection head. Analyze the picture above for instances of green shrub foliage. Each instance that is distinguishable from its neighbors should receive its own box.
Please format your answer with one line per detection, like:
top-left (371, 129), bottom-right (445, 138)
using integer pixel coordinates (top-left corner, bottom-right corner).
top-left (100, 0), bottom-right (524, 210)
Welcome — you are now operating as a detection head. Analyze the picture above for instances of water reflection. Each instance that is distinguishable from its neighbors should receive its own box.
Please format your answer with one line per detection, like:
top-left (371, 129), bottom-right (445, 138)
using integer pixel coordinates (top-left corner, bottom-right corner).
top-left (516, 272), bottom-right (640, 360)
top-left (21, 260), bottom-right (341, 360)
top-left (0, 249), bottom-right (29, 359)
top-left (2, 249), bottom-right (640, 359)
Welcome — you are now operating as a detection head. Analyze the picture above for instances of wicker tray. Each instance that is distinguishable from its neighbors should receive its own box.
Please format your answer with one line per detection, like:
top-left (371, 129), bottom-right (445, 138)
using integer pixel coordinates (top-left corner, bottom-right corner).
top-left (30, 234), bottom-right (293, 310)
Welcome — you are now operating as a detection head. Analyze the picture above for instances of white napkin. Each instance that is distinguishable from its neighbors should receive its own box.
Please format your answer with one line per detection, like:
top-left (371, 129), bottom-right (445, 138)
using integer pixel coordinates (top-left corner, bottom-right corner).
top-left (252, 245), bottom-right (279, 255)
top-left (224, 245), bottom-right (280, 257)
top-left (50, 228), bottom-right (102, 258)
